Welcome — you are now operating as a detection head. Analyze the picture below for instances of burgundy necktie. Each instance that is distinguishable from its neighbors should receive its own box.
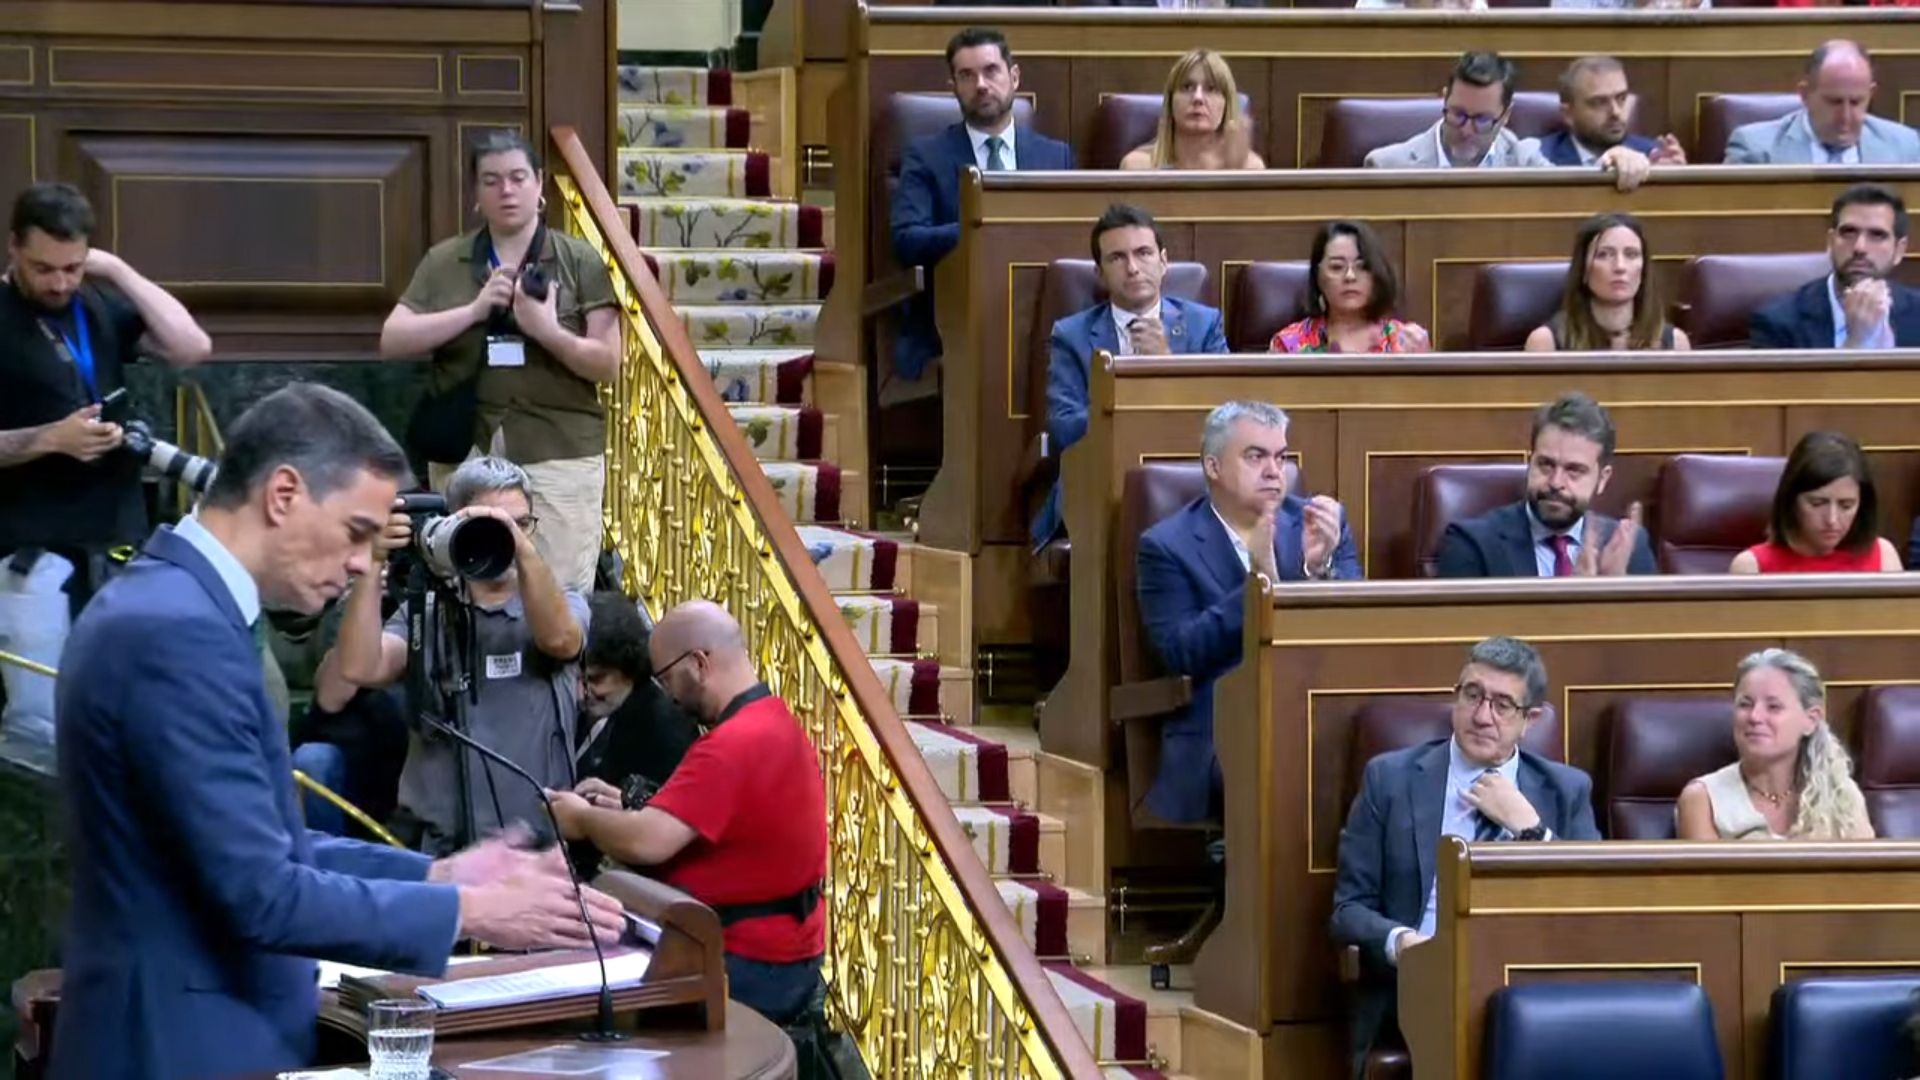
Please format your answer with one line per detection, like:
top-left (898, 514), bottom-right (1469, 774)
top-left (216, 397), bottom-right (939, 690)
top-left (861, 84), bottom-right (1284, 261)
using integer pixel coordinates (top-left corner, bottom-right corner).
top-left (1548, 534), bottom-right (1574, 577)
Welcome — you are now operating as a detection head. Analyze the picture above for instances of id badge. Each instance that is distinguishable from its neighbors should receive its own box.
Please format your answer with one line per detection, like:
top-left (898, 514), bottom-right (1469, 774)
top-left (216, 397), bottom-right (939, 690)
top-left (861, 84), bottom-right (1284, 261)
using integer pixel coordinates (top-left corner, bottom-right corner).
top-left (486, 335), bottom-right (526, 368)
top-left (485, 652), bottom-right (523, 680)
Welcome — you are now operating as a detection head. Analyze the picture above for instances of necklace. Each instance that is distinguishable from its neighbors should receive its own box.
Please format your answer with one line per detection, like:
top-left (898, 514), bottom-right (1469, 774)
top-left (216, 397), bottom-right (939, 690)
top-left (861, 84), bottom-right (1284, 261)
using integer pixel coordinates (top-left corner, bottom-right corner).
top-left (1747, 783), bottom-right (1788, 807)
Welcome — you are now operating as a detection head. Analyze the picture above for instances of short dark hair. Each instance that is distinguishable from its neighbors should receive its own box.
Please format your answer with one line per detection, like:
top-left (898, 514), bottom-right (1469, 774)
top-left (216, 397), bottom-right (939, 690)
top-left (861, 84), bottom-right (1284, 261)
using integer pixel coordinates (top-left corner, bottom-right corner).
top-left (1089, 203), bottom-right (1163, 263)
top-left (1831, 183), bottom-right (1909, 240)
top-left (1305, 220), bottom-right (1398, 323)
top-left (201, 383), bottom-right (412, 510)
top-left (1450, 50), bottom-right (1518, 108)
top-left (585, 591), bottom-right (651, 681)
top-left (1529, 391), bottom-right (1616, 464)
top-left (946, 27), bottom-right (1011, 73)
top-left (468, 131), bottom-right (542, 182)
top-left (1558, 55), bottom-right (1625, 104)
top-left (10, 182), bottom-right (95, 243)
top-left (1771, 430), bottom-right (1879, 555)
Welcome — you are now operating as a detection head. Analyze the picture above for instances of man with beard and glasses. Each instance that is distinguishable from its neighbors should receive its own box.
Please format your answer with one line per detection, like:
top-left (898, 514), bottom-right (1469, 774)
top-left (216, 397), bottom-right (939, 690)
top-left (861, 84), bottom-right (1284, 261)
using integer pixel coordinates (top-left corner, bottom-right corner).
top-left (1435, 392), bottom-right (1655, 578)
top-left (1751, 184), bottom-right (1920, 350)
top-left (1536, 57), bottom-right (1687, 178)
top-left (889, 27), bottom-right (1074, 384)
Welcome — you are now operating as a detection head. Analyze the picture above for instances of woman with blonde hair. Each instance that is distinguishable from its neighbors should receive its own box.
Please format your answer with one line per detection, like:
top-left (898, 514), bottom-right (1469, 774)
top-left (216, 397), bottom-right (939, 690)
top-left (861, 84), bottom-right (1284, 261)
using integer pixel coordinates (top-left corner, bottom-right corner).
top-left (1120, 50), bottom-right (1266, 171)
top-left (1675, 648), bottom-right (1874, 840)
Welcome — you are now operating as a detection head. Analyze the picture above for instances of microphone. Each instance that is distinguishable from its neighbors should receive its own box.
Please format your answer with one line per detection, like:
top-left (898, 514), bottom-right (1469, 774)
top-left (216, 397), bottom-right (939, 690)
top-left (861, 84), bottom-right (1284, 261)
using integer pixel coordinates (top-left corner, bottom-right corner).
top-left (422, 716), bottom-right (625, 1042)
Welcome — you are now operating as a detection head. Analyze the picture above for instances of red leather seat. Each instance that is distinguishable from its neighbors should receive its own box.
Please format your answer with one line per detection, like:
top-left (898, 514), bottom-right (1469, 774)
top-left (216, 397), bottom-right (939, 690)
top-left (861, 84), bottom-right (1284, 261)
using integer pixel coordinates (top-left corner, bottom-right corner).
top-left (1411, 463), bottom-right (1528, 578)
top-left (1468, 262), bottom-right (1569, 351)
top-left (1674, 253), bottom-right (1828, 349)
top-left (1227, 261), bottom-right (1312, 351)
top-left (1858, 686), bottom-right (1920, 839)
top-left (1655, 454), bottom-right (1784, 574)
top-left (1320, 98), bottom-right (1440, 169)
top-left (1603, 696), bottom-right (1737, 839)
top-left (1696, 93), bottom-right (1802, 165)
top-left (1084, 91), bottom-right (1256, 170)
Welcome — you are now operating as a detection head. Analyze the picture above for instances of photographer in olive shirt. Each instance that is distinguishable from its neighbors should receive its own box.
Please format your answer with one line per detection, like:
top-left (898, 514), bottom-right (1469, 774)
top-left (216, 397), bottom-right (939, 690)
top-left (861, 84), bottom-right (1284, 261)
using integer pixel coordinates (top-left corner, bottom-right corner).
top-left (380, 132), bottom-right (619, 593)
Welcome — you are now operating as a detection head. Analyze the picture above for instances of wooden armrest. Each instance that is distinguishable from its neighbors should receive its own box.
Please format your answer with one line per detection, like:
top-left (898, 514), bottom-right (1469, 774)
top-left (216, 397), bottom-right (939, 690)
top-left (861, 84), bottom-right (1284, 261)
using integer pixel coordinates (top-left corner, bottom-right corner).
top-left (862, 266), bottom-right (924, 317)
top-left (1339, 944), bottom-right (1362, 985)
top-left (1109, 675), bottom-right (1192, 724)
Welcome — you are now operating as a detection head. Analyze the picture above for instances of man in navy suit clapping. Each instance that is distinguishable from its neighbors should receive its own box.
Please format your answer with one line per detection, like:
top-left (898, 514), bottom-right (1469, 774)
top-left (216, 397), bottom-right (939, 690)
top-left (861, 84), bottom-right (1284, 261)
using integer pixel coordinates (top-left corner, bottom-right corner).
top-left (890, 27), bottom-right (1075, 383)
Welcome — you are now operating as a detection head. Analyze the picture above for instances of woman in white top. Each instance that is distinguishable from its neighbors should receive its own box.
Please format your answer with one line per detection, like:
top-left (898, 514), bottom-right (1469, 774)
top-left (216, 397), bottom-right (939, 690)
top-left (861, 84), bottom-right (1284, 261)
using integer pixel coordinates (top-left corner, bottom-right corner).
top-left (1675, 648), bottom-right (1874, 840)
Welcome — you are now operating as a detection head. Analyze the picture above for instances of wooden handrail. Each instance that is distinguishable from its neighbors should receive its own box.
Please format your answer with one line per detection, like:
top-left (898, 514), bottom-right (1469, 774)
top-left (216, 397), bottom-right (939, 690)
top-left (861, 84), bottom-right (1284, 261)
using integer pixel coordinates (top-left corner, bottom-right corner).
top-left (548, 124), bottom-right (1102, 1079)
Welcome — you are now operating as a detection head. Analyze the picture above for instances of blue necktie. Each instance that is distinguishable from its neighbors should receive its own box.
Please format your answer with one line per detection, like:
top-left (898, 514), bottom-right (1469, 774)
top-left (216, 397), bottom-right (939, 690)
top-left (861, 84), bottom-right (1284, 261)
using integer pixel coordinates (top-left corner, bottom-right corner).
top-left (1472, 769), bottom-right (1505, 841)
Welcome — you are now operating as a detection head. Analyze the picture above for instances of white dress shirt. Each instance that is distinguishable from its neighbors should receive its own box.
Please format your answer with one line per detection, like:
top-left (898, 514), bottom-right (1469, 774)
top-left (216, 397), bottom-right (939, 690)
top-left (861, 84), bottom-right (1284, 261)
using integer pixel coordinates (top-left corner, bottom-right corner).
top-left (1111, 301), bottom-right (1160, 352)
top-left (1828, 273), bottom-right (1896, 350)
top-left (1210, 502), bottom-right (1253, 572)
top-left (1525, 503), bottom-right (1587, 578)
top-left (966, 123), bottom-right (1017, 172)
top-left (173, 511), bottom-right (262, 625)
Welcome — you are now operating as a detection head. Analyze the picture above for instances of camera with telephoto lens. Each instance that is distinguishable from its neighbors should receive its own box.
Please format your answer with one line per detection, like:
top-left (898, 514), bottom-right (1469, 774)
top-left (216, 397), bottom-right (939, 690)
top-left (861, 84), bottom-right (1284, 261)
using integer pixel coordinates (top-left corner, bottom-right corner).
top-left (123, 419), bottom-right (218, 495)
top-left (393, 492), bottom-right (516, 584)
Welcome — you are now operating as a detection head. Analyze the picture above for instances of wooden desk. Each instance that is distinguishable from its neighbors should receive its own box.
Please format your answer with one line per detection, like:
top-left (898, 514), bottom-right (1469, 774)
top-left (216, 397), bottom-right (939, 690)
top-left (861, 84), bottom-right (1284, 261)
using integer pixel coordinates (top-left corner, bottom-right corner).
top-left (1184, 576), bottom-right (1920, 1074)
top-left (1398, 840), bottom-right (1920, 1080)
top-left (318, 1000), bottom-right (797, 1079)
top-left (1037, 349), bottom-right (1920, 765)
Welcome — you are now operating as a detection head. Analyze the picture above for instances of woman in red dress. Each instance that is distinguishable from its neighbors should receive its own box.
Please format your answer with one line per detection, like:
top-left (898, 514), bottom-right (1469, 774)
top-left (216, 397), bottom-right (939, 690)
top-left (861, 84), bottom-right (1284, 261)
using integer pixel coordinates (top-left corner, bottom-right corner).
top-left (1729, 431), bottom-right (1904, 573)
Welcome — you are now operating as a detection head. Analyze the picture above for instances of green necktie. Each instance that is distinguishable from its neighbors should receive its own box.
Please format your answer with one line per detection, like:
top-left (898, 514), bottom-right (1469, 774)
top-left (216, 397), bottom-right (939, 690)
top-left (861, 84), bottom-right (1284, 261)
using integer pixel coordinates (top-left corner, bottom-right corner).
top-left (251, 617), bottom-right (268, 653)
top-left (985, 135), bottom-right (1009, 172)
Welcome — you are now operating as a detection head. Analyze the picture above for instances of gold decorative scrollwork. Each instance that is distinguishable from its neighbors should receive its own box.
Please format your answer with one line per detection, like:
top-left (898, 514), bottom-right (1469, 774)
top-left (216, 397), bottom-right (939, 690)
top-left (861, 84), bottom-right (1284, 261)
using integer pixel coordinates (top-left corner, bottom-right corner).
top-left (553, 165), bottom-right (1064, 1079)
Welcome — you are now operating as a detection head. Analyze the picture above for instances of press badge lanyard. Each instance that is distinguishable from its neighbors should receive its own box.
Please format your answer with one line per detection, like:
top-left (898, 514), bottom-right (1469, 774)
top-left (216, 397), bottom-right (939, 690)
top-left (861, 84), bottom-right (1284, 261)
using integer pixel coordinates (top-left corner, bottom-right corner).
top-left (34, 303), bottom-right (98, 401)
top-left (483, 234), bottom-right (528, 368)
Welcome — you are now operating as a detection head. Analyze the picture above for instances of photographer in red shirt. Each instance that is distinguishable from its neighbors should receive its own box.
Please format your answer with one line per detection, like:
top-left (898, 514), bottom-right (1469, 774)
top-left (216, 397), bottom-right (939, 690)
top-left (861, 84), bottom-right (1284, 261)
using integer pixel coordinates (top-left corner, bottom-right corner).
top-left (547, 599), bottom-right (826, 1024)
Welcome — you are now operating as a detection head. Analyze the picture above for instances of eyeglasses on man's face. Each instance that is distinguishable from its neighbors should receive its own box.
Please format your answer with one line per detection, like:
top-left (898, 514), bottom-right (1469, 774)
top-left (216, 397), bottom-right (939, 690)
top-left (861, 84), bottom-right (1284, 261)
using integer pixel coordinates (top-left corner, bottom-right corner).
top-left (1442, 106), bottom-right (1505, 134)
top-left (650, 648), bottom-right (700, 693)
top-left (1454, 681), bottom-right (1526, 723)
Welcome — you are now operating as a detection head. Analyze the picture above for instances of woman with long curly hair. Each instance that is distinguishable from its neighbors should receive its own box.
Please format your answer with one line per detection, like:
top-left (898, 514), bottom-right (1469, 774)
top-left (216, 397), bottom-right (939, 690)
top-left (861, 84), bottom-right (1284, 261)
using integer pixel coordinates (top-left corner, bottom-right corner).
top-left (1676, 648), bottom-right (1874, 840)
top-left (1119, 50), bottom-right (1266, 171)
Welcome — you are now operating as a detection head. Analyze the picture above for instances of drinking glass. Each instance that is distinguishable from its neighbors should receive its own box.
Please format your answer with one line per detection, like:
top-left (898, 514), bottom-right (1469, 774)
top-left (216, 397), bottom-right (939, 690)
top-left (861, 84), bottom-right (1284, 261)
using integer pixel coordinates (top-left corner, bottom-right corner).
top-left (367, 998), bottom-right (435, 1080)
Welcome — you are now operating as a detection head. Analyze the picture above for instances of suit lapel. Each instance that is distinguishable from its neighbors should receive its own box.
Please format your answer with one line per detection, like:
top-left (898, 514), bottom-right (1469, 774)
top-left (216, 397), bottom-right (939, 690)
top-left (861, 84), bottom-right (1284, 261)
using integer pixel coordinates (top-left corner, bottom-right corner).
top-left (1192, 500), bottom-right (1250, 593)
top-left (1411, 740), bottom-right (1450, 901)
top-left (144, 526), bottom-right (248, 632)
top-left (1516, 755), bottom-right (1553, 830)
top-left (1272, 502), bottom-right (1301, 582)
top-left (1090, 303), bottom-right (1120, 357)
top-left (946, 123), bottom-right (978, 173)
top-left (1803, 279), bottom-right (1837, 346)
top-left (1496, 503), bottom-right (1538, 577)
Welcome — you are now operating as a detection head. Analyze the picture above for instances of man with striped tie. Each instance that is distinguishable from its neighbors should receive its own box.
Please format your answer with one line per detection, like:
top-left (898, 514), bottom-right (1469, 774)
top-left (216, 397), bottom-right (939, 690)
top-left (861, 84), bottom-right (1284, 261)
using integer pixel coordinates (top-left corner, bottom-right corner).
top-left (1330, 636), bottom-right (1601, 1073)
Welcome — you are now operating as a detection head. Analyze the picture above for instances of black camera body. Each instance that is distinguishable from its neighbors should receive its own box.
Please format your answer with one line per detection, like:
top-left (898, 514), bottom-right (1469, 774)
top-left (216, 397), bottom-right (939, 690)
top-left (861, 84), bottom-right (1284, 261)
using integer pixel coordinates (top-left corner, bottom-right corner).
top-left (391, 493), bottom-right (516, 585)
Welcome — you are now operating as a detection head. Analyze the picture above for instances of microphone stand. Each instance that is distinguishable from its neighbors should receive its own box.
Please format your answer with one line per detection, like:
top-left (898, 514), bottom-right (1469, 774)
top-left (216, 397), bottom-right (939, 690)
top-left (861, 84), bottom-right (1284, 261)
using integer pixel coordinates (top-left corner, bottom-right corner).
top-left (423, 716), bottom-right (626, 1043)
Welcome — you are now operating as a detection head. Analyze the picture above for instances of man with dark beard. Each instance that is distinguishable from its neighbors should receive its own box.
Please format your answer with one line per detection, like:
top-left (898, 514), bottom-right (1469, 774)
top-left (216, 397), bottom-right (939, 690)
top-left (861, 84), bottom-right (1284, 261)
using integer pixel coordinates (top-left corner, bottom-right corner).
top-left (1751, 184), bottom-right (1920, 350)
top-left (1435, 392), bottom-right (1654, 578)
top-left (888, 27), bottom-right (1075, 383)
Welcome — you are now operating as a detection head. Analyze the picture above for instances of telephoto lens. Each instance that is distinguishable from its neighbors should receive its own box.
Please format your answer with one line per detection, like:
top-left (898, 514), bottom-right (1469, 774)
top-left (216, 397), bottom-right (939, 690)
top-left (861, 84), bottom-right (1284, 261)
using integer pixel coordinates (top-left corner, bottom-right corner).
top-left (123, 420), bottom-right (219, 495)
top-left (418, 512), bottom-right (516, 581)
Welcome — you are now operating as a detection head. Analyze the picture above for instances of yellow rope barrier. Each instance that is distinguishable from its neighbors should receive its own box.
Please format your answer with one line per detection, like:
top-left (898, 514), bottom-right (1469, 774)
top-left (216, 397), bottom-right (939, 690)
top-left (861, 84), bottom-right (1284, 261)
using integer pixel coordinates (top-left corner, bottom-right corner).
top-left (0, 649), bottom-right (57, 678)
top-left (292, 770), bottom-right (406, 849)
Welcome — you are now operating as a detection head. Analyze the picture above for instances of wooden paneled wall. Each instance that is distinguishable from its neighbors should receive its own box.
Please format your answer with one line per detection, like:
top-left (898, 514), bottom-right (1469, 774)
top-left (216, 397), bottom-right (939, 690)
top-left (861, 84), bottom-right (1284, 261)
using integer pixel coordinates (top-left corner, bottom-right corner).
top-left (1190, 577), bottom-right (1920, 1059)
top-left (1, 0), bottom-right (612, 360)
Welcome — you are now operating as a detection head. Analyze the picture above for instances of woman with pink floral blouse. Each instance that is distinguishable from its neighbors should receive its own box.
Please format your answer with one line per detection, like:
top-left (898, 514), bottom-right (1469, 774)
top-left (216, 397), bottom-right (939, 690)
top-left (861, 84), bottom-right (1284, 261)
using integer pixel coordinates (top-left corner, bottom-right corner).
top-left (1270, 220), bottom-right (1432, 354)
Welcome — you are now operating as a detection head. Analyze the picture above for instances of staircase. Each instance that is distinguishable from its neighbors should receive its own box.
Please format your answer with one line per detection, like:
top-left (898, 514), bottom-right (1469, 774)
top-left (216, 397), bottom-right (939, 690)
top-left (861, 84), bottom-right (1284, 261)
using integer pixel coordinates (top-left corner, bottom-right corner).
top-left (614, 62), bottom-right (1239, 1079)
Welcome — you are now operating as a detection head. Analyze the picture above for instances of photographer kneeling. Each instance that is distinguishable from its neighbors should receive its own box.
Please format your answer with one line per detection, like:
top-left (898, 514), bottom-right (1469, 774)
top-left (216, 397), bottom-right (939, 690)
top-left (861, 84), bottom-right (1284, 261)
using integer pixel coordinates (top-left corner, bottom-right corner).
top-left (546, 599), bottom-right (826, 1027)
top-left (331, 456), bottom-right (587, 855)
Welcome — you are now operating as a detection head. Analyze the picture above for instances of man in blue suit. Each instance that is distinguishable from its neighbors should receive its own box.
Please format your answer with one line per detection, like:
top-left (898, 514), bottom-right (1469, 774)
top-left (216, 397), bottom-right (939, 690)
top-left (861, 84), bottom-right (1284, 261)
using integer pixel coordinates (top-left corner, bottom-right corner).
top-left (890, 27), bottom-right (1075, 382)
top-left (1535, 56), bottom-right (1685, 186)
top-left (1136, 400), bottom-right (1362, 826)
top-left (53, 383), bottom-right (625, 1080)
top-left (1435, 391), bottom-right (1656, 578)
top-left (1331, 636), bottom-right (1601, 1071)
top-left (1032, 204), bottom-right (1228, 548)
top-left (1751, 183), bottom-right (1920, 350)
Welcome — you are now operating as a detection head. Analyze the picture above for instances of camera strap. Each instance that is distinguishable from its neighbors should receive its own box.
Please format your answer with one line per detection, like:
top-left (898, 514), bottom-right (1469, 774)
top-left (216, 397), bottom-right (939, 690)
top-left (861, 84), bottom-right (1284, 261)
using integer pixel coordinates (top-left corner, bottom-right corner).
top-left (33, 296), bottom-right (97, 401)
top-left (710, 880), bottom-right (824, 927)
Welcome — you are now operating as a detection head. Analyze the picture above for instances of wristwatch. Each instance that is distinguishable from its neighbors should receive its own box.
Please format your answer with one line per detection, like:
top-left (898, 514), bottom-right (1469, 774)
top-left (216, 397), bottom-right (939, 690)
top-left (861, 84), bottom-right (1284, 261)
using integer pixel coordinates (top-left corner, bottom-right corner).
top-left (1512, 824), bottom-right (1549, 842)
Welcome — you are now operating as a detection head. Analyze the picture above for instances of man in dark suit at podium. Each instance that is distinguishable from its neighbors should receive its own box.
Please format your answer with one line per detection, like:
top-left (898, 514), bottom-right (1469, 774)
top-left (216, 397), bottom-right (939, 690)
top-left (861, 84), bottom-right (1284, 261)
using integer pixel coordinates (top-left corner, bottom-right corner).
top-left (52, 383), bottom-right (625, 1080)
top-left (889, 27), bottom-right (1075, 384)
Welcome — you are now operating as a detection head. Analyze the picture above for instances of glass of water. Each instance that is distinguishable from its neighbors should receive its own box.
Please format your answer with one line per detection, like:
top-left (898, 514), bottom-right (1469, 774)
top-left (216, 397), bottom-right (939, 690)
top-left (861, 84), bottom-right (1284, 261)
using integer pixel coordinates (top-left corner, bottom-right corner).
top-left (367, 998), bottom-right (435, 1080)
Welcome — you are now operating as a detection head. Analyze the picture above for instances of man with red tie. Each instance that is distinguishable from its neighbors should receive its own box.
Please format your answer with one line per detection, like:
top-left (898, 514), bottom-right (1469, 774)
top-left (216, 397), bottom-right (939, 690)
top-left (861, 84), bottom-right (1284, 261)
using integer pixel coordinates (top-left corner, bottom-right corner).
top-left (1434, 391), bottom-right (1655, 578)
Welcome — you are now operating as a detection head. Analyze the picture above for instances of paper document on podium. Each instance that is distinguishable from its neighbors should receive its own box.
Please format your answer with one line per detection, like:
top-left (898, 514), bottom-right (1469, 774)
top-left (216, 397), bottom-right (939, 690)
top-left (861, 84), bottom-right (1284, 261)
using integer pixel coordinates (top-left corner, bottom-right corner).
top-left (416, 950), bottom-right (652, 1010)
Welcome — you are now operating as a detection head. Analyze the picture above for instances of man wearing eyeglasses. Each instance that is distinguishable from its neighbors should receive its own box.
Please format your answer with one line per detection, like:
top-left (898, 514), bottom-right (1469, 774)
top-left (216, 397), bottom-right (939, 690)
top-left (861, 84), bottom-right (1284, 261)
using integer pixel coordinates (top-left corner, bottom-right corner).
top-left (1330, 636), bottom-right (1600, 1072)
top-left (330, 455), bottom-right (589, 856)
top-left (546, 600), bottom-right (827, 1029)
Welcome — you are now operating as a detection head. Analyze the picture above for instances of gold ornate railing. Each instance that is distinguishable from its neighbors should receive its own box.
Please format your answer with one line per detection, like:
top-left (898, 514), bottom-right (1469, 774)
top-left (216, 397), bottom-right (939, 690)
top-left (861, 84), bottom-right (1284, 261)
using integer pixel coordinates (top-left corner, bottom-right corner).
top-left (548, 128), bottom-right (1100, 1079)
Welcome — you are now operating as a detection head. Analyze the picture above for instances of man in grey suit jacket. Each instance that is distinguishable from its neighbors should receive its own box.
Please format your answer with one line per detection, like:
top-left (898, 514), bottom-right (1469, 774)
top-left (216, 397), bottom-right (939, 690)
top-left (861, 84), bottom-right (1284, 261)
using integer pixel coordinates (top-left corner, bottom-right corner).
top-left (1435, 391), bottom-right (1656, 578)
top-left (1331, 637), bottom-right (1602, 1071)
top-left (1725, 40), bottom-right (1920, 165)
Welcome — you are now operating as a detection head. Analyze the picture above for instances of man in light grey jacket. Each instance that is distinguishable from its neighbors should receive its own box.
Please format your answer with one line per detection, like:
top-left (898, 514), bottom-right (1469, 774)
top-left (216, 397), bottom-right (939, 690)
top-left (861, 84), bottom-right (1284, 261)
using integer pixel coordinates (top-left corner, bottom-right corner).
top-left (1724, 40), bottom-right (1920, 165)
top-left (1364, 52), bottom-right (1655, 191)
